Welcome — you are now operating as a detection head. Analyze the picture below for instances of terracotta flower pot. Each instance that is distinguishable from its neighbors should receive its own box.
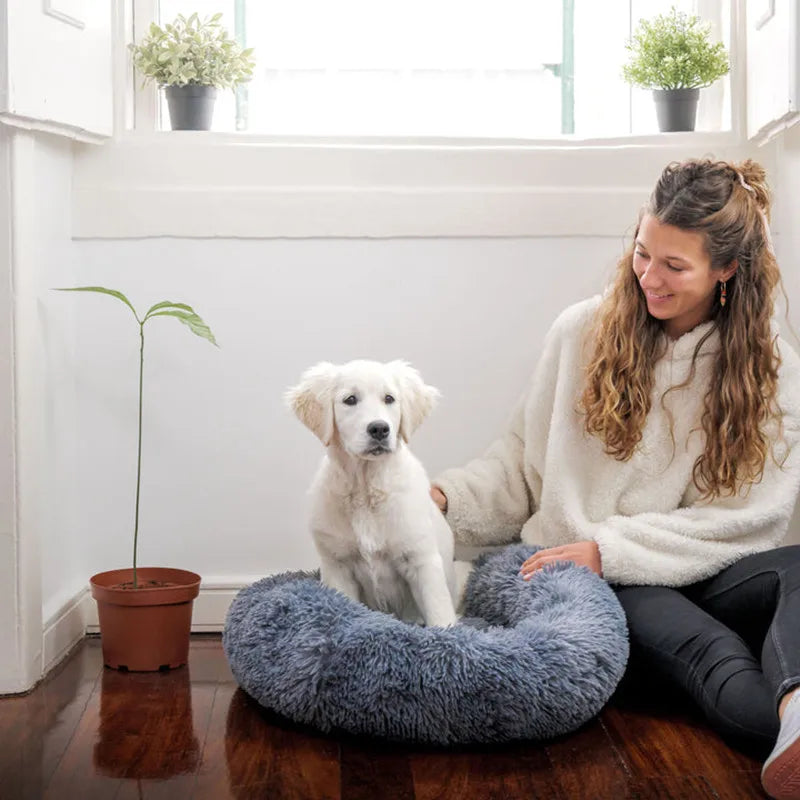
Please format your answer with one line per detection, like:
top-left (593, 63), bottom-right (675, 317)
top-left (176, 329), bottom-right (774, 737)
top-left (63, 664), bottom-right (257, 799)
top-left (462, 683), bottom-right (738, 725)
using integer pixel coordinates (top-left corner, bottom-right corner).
top-left (90, 567), bottom-right (201, 671)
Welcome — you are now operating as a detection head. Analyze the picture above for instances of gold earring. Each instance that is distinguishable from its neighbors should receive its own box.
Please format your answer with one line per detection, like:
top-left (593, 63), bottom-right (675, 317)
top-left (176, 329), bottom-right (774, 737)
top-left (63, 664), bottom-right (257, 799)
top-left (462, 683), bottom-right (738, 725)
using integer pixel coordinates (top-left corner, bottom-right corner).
top-left (720, 281), bottom-right (727, 307)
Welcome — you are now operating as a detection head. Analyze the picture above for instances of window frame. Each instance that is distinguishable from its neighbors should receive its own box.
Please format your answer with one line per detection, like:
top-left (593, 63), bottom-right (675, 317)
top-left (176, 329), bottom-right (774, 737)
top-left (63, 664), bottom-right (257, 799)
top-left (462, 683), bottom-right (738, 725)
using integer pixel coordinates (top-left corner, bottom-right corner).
top-left (83, 0), bottom-right (756, 241)
top-left (128, 0), bottom-right (745, 141)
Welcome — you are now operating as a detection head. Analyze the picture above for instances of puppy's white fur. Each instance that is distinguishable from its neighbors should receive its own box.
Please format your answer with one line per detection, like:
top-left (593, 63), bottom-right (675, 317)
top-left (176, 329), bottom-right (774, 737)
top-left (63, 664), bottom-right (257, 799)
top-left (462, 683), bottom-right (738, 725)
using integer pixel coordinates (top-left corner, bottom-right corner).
top-left (286, 359), bottom-right (458, 627)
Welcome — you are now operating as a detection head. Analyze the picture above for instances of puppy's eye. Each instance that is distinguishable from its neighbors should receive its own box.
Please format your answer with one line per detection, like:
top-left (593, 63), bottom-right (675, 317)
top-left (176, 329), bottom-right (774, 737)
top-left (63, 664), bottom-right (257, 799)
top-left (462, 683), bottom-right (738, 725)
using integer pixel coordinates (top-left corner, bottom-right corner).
top-left (384, 394), bottom-right (396, 404)
top-left (343, 395), bottom-right (358, 406)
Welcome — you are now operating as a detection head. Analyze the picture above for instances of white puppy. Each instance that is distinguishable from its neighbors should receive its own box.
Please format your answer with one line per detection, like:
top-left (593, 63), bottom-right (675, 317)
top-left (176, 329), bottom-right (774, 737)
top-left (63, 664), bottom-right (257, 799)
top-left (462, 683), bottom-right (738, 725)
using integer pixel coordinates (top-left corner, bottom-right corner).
top-left (286, 360), bottom-right (458, 627)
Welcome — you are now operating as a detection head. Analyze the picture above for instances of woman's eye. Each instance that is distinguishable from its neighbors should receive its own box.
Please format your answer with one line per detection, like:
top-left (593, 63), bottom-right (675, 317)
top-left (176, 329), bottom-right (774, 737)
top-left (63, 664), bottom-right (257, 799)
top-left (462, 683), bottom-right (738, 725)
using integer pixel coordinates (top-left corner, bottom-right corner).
top-left (343, 395), bottom-right (358, 406)
top-left (667, 264), bottom-right (683, 272)
top-left (385, 394), bottom-right (395, 404)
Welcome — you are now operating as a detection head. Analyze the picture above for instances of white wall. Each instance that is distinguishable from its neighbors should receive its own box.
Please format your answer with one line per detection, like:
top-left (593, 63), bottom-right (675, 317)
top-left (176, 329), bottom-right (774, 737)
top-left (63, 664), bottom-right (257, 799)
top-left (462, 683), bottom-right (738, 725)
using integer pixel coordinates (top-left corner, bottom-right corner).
top-left (0, 125), bottom-right (21, 688)
top-left (774, 124), bottom-right (800, 545)
top-left (0, 127), bottom-right (82, 691)
top-left (775, 125), bottom-right (800, 334)
top-left (30, 135), bottom-right (82, 626)
top-left (62, 212), bottom-right (800, 590)
top-left (65, 236), bottom-right (622, 583)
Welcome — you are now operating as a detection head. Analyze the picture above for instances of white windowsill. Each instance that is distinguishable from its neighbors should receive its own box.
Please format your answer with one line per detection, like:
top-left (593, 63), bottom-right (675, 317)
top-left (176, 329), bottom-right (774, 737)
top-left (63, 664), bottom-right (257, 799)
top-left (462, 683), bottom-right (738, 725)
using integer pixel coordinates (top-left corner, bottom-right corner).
top-left (105, 128), bottom-right (743, 148)
top-left (72, 129), bottom-right (756, 239)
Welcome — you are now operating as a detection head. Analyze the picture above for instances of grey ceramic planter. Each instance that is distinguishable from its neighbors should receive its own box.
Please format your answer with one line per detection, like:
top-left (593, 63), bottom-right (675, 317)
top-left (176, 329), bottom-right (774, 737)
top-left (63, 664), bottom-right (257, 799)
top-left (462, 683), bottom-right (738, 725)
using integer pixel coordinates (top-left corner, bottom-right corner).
top-left (653, 88), bottom-right (700, 132)
top-left (164, 84), bottom-right (217, 131)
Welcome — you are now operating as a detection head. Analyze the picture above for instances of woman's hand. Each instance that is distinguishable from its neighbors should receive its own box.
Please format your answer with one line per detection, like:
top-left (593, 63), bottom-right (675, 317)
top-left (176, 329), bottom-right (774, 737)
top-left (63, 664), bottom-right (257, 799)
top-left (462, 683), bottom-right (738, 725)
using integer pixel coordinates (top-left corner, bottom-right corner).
top-left (519, 541), bottom-right (602, 580)
top-left (430, 486), bottom-right (448, 513)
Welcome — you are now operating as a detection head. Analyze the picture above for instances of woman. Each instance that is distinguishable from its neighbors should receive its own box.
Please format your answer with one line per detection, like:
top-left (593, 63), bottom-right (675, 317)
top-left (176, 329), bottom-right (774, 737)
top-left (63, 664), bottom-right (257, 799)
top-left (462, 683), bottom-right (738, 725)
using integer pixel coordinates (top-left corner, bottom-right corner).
top-left (431, 159), bottom-right (800, 800)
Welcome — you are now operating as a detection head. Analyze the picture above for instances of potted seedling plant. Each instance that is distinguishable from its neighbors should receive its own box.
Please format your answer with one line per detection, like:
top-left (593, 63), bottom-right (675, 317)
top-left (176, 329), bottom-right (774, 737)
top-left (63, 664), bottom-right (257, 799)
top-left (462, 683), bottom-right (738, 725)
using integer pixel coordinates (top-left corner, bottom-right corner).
top-left (56, 287), bottom-right (218, 671)
top-left (622, 6), bottom-right (730, 132)
top-left (130, 12), bottom-right (255, 130)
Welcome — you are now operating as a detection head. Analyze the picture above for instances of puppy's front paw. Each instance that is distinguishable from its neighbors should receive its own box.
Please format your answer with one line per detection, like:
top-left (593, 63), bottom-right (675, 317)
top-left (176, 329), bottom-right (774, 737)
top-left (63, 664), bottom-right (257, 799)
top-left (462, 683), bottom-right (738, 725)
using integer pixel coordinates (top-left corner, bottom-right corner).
top-left (426, 610), bottom-right (458, 628)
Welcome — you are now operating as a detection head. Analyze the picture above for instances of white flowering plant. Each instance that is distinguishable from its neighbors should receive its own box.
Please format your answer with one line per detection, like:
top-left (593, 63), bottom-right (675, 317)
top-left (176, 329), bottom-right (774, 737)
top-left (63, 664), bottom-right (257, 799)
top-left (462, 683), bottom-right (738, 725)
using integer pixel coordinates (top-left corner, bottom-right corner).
top-left (622, 7), bottom-right (729, 90)
top-left (130, 12), bottom-right (255, 89)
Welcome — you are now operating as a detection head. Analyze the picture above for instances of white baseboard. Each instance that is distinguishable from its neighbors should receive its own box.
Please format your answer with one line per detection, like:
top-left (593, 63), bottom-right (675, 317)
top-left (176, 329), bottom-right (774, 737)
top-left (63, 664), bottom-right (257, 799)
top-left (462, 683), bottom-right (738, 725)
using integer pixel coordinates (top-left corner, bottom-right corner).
top-left (83, 575), bottom-right (262, 634)
top-left (42, 589), bottom-right (93, 674)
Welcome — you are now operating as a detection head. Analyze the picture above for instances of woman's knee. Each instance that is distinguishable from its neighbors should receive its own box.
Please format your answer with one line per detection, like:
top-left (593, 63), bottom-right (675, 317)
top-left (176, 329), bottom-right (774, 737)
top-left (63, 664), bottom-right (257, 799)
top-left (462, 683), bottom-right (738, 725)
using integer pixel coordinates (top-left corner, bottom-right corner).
top-left (776, 543), bottom-right (800, 572)
top-left (758, 544), bottom-right (800, 589)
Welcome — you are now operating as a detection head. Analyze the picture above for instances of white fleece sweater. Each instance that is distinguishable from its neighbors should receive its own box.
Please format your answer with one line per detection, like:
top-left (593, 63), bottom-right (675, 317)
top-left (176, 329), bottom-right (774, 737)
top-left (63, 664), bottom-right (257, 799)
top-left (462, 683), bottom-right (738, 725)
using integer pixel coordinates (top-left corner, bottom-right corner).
top-left (434, 296), bottom-right (800, 586)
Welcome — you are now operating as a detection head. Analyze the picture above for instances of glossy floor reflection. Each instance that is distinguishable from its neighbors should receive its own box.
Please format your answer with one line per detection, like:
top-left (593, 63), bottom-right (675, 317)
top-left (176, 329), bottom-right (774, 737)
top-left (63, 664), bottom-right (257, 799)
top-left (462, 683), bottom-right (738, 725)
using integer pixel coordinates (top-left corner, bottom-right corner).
top-left (0, 635), bottom-right (766, 799)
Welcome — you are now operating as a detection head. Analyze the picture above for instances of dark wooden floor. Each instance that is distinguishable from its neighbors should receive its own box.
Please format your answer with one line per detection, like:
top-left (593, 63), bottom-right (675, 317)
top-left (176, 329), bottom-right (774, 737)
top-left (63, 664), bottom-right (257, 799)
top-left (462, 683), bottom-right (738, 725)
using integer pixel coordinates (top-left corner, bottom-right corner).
top-left (0, 634), bottom-right (768, 799)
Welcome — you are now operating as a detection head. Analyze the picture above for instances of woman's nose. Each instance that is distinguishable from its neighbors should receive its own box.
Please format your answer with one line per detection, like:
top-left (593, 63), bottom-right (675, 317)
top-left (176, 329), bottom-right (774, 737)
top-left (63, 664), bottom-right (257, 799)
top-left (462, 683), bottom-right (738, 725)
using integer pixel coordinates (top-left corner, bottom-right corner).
top-left (638, 265), bottom-right (659, 288)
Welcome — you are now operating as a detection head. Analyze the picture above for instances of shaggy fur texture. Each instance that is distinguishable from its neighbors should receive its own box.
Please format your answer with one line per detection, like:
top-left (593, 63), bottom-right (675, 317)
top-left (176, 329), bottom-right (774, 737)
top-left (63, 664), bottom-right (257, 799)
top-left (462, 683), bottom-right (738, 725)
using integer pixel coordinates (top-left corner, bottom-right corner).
top-left (223, 544), bottom-right (629, 745)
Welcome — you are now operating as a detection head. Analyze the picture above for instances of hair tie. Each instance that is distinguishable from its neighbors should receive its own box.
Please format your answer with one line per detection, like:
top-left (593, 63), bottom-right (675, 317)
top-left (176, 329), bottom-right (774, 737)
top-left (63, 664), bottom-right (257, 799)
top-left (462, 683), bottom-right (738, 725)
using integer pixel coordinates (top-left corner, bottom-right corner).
top-left (737, 171), bottom-right (755, 193)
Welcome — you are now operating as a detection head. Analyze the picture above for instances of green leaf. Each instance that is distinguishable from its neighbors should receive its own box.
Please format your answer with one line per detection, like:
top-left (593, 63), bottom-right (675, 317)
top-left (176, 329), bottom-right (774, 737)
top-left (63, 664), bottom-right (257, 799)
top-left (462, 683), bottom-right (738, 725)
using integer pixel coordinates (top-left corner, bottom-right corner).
top-left (144, 300), bottom-right (195, 319)
top-left (53, 286), bottom-right (139, 320)
top-left (147, 309), bottom-right (219, 347)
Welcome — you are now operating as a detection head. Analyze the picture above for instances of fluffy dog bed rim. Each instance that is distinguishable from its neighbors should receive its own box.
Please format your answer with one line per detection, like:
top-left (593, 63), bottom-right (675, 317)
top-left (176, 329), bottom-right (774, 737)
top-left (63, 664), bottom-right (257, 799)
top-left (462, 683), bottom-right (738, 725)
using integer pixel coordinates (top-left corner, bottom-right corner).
top-left (223, 544), bottom-right (629, 745)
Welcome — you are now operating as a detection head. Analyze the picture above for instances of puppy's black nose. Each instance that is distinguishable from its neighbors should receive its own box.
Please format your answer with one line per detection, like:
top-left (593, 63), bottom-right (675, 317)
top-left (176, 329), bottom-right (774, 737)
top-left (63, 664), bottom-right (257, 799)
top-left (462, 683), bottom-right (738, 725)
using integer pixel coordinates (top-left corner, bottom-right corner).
top-left (367, 421), bottom-right (390, 441)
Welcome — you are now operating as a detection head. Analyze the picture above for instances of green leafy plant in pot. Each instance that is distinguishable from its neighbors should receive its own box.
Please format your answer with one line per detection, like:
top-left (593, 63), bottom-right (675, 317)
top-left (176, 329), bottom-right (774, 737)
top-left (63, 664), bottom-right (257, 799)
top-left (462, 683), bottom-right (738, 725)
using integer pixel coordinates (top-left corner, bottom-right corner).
top-left (130, 12), bottom-right (255, 131)
top-left (56, 287), bottom-right (218, 671)
top-left (622, 6), bottom-right (730, 132)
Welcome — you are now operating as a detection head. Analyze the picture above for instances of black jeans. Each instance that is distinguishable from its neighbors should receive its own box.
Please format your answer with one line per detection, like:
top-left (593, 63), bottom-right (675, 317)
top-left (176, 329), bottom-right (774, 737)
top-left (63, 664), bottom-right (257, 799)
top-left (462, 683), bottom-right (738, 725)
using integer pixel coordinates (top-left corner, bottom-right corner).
top-left (614, 545), bottom-right (800, 756)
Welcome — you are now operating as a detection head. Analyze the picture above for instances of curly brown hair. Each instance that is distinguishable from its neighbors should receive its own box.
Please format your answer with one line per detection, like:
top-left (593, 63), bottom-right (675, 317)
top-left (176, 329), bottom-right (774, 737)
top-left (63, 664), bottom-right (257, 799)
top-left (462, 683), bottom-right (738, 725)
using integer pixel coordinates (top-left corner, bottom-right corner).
top-left (581, 158), bottom-right (783, 499)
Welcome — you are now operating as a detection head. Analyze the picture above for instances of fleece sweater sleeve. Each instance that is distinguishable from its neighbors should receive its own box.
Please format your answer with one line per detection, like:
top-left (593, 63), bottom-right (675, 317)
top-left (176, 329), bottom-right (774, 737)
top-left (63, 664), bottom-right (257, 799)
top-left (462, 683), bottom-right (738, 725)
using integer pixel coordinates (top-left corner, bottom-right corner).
top-left (594, 346), bottom-right (800, 587)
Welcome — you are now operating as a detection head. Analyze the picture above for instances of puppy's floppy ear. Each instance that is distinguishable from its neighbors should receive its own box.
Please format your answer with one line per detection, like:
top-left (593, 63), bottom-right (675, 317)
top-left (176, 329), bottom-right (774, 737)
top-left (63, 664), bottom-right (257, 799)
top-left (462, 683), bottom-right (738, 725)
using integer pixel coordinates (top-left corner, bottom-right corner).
top-left (388, 360), bottom-right (440, 442)
top-left (285, 362), bottom-right (338, 445)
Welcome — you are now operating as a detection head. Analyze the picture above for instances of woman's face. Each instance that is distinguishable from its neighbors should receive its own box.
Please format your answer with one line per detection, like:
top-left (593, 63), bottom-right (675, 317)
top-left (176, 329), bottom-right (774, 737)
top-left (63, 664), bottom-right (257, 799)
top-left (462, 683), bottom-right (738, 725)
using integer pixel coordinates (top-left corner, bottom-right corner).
top-left (633, 214), bottom-right (735, 339)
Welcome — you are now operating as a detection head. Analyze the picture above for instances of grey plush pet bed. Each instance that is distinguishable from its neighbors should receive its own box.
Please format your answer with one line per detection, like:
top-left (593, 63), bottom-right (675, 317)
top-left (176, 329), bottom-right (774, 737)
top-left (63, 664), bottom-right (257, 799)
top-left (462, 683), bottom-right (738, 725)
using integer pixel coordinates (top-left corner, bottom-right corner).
top-left (222, 544), bottom-right (629, 745)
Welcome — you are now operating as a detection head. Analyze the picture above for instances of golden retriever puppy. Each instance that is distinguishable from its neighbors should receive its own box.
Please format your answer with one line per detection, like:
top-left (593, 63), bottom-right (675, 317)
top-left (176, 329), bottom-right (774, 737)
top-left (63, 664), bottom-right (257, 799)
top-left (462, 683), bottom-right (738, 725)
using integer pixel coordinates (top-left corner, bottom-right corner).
top-left (286, 360), bottom-right (457, 627)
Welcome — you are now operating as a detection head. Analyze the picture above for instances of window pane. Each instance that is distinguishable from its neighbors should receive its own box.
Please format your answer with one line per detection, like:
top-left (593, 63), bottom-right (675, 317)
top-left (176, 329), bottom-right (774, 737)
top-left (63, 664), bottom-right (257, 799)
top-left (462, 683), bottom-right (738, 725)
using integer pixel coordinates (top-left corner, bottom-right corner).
top-left (155, 0), bottom-right (731, 137)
